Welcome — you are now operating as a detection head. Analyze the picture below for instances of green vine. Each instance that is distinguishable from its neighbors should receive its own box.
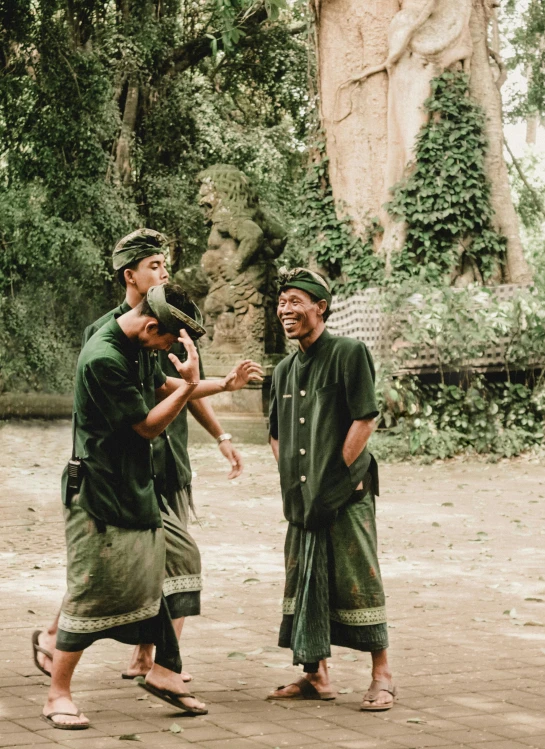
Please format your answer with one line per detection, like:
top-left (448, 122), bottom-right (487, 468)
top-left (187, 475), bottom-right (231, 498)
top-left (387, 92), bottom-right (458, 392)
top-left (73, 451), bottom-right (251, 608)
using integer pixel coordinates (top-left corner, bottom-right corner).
top-left (388, 71), bottom-right (506, 283)
top-left (290, 139), bottom-right (384, 292)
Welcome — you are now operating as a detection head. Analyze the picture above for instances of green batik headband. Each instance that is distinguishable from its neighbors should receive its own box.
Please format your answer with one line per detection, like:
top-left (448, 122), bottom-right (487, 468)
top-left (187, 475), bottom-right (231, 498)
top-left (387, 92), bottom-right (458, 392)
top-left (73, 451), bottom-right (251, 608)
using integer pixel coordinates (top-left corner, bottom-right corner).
top-left (112, 228), bottom-right (167, 271)
top-left (278, 266), bottom-right (332, 306)
top-left (146, 284), bottom-right (206, 340)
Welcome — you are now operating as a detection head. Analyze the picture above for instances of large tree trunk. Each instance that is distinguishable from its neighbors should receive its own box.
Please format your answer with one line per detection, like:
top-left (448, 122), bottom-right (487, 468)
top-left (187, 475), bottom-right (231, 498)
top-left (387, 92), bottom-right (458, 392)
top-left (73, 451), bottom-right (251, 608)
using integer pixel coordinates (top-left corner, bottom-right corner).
top-left (316, 0), bottom-right (532, 285)
top-left (468, 1), bottom-right (531, 284)
top-left (316, 0), bottom-right (398, 242)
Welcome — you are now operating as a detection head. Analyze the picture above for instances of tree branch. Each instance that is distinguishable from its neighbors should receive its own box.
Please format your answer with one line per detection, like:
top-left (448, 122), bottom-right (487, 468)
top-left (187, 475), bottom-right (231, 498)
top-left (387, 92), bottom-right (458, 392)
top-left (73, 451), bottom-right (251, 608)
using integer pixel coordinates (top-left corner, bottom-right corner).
top-left (158, 7), bottom-right (305, 78)
top-left (487, 46), bottom-right (507, 90)
top-left (504, 137), bottom-right (545, 216)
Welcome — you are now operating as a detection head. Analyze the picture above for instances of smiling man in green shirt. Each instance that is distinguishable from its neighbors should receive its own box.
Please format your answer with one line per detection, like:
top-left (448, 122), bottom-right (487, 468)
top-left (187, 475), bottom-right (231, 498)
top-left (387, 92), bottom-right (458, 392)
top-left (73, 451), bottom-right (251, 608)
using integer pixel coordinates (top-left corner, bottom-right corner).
top-left (267, 267), bottom-right (396, 711)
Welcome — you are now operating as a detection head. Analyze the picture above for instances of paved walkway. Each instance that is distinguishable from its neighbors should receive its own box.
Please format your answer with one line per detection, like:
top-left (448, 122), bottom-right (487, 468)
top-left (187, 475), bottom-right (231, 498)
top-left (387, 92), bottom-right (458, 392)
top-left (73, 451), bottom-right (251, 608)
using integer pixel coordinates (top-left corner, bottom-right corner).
top-left (1, 421), bottom-right (545, 749)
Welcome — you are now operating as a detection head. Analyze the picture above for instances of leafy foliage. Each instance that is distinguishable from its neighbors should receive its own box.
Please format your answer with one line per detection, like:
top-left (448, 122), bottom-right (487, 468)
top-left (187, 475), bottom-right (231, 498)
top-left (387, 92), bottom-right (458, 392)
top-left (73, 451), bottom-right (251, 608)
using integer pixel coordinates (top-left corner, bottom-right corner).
top-left (503, 0), bottom-right (545, 123)
top-left (374, 282), bottom-right (545, 459)
top-left (0, 0), bottom-right (309, 392)
top-left (388, 72), bottom-right (506, 284)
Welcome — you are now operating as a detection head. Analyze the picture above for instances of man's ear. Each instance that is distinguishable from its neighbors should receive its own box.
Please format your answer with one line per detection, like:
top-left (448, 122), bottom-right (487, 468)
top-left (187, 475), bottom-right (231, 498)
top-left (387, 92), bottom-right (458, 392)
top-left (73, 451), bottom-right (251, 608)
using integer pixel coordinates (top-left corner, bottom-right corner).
top-left (144, 319), bottom-right (160, 337)
top-left (317, 299), bottom-right (328, 318)
top-left (124, 268), bottom-right (135, 286)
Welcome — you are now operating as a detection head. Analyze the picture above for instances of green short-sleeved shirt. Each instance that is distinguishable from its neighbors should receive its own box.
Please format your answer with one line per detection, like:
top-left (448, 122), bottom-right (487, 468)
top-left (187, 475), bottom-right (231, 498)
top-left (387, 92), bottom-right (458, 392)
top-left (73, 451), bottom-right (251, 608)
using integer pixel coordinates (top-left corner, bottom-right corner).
top-left (71, 316), bottom-right (166, 530)
top-left (269, 329), bottom-right (379, 529)
top-left (83, 302), bottom-right (204, 496)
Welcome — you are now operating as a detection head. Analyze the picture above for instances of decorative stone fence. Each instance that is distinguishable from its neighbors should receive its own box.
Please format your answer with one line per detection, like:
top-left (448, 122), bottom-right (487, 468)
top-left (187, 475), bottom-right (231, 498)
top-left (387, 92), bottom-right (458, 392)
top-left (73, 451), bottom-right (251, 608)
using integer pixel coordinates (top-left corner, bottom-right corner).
top-left (326, 285), bottom-right (525, 373)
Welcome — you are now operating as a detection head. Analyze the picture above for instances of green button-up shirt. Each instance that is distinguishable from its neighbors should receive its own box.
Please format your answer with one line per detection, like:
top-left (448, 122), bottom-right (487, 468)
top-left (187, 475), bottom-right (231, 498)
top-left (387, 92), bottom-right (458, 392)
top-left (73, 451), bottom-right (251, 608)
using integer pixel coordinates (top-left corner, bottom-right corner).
top-left (71, 316), bottom-right (166, 529)
top-left (83, 302), bottom-right (203, 495)
top-left (269, 329), bottom-right (379, 529)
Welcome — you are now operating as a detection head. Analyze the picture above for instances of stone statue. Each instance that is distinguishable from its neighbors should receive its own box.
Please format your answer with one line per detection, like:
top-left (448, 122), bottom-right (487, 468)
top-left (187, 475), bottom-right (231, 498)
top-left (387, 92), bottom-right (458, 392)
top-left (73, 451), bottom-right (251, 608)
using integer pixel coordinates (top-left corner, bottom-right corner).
top-left (197, 164), bottom-right (287, 363)
top-left (335, 0), bottom-right (473, 266)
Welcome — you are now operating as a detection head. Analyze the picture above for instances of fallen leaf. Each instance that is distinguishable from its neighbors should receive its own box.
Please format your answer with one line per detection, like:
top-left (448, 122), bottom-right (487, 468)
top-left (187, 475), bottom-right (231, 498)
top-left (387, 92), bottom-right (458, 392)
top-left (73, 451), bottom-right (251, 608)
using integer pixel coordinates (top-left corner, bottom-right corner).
top-left (169, 723), bottom-right (182, 734)
top-left (119, 735), bottom-right (141, 741)
top-left (524, 621), bottom-right (545, 627)
top-left (227, 652), bottom-right (247, 660)
top-left (338, 688), bottom-right (353, 694)
top-left (525, 597), bottom-right (544, 602)
top-left (341, 654), bottom-right (358, 661)
top-left (243, 578), bottom-right (260, 584)
top-left (407, 718), bottom-right (426, 724)
top-left (264, 662), bottom-right (290, 669)
top-left (441, 502), bottom-right (453, 507)
top-left (237, 607), bottom-right (244, 614)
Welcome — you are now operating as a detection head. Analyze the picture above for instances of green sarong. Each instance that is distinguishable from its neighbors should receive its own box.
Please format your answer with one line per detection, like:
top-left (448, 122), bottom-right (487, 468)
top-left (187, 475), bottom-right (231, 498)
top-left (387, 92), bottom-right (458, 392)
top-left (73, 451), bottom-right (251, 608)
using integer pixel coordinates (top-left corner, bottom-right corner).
top-left (279, 489), bottom-right (388, 666)
top-left (57, 496), bottom-right (181, 672)
top-left (162, 486), bottom-right (202, 619)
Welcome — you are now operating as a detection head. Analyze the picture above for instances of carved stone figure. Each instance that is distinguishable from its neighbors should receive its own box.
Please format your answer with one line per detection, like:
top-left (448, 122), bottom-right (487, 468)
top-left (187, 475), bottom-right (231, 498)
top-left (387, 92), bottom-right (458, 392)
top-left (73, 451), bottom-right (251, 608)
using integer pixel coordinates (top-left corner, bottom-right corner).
top-left (197, 164), bottom-right (287, 363)
top-left (335, 0), bottom-right (473, 266)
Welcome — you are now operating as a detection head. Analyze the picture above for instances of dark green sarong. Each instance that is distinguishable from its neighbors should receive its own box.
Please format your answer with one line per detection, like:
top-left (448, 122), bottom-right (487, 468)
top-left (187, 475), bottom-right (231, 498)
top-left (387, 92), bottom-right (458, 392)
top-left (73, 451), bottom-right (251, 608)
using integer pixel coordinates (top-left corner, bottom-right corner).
top-left (279, 489), bottom-right (388, 667)
top-left (57, 496), bottom-right (181, 672)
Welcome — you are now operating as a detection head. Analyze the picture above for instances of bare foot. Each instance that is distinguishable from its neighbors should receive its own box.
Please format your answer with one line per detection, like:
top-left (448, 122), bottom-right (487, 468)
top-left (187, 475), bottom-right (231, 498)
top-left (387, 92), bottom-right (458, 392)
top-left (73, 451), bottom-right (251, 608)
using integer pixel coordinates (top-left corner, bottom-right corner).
top-left (146, 666), bottom-right (205, 711)
top-left (42, 696), bottom-right (89, 728)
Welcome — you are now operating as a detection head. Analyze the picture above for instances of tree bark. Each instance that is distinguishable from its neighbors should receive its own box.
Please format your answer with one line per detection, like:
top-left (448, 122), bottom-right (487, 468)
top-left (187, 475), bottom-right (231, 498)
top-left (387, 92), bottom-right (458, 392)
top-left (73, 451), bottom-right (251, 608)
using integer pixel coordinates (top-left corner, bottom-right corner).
top-left (316, 0), bottom-right (532, 285)
top-left (316, 0), bottom-right (398, 240)
top-left (469, 0), bottom-right (531, 284)
top-left (115, 78), bottom-right (139, 187)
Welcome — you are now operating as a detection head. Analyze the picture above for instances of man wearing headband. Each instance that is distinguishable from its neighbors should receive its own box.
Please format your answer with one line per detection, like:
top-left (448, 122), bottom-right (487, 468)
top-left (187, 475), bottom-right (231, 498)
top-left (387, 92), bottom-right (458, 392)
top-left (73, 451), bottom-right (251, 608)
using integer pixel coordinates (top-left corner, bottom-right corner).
top-left (38, 234), bottom-right (262, 727)
top-left (34, 230), bottom-right (258, 686)
top-left (267, 267), bottom-right (396, 711)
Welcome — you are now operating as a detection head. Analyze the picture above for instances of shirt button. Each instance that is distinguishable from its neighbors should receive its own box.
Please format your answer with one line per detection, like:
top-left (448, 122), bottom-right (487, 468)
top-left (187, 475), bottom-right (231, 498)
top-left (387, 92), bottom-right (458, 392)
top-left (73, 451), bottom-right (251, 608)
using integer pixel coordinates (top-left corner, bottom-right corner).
top-left (300, 390), bottom-right (306, 396)
top-left (300, 448), bottom-right (306, 455)
top-left (301, 475), bottom-right (307, 483)
top-left (299, 417), bottom-right (305, 424)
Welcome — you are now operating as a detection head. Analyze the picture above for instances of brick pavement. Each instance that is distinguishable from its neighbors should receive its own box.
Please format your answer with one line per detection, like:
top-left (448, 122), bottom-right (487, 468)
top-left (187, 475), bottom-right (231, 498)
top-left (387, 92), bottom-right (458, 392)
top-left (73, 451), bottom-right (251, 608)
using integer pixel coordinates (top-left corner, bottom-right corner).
top-left (1, 421), bottom-right (545, 748)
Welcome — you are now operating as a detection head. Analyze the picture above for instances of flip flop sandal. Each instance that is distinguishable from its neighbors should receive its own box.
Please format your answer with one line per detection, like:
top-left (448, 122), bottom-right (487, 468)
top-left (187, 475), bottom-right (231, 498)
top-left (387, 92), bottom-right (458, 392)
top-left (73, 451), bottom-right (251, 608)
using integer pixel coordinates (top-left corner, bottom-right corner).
top-left (122, 671), bottom-right (192, 682)
top-left (138, 682), bottom-right (208, 715)
top-left (267, 677), bottom-right (336, 701)
top-left (40, 711), bottom-right (89, 730)
top-left (32, 630), bottom-right (52, 678)
top-left (360, 679), bottom-right (397, 711)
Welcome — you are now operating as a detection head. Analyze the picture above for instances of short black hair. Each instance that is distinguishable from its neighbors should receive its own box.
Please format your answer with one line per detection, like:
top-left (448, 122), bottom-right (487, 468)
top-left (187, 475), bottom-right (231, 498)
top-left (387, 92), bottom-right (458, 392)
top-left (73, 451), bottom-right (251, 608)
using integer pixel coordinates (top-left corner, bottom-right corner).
top-left (139, 283), bottom-right (193, 335)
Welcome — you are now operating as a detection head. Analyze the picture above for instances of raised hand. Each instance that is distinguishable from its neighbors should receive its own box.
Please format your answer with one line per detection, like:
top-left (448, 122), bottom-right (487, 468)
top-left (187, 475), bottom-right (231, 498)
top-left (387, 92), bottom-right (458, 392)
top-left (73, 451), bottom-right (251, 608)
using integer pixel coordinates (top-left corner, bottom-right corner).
top-left (223, 360), bottom-right (264, 392)
top-left (168, 330), bottom-right (200, 385)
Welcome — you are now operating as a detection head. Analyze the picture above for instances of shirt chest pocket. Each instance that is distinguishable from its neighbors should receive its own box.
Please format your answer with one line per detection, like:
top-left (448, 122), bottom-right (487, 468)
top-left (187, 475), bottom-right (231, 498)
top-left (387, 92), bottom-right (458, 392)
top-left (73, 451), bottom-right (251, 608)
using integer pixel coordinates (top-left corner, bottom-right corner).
top-left (315, 382), bottom-right (339, 400)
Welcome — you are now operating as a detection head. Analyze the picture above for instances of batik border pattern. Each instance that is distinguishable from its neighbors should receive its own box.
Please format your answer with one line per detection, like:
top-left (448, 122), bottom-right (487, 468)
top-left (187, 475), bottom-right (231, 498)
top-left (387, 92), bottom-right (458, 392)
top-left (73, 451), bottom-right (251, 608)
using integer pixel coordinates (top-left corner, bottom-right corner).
top-left (282, 598), bottom-right (387, 626)
top-left (59, 599), bottom-right (161, 633)
top-left (163, 574), bottom-right (202, 596)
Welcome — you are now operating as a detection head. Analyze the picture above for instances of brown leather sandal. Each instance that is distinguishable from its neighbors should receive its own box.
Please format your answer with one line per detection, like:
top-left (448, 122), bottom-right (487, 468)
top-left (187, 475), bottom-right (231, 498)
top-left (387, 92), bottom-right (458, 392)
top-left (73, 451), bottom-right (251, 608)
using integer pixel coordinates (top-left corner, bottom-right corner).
top-left (360, 679), bottom-right (397, 711)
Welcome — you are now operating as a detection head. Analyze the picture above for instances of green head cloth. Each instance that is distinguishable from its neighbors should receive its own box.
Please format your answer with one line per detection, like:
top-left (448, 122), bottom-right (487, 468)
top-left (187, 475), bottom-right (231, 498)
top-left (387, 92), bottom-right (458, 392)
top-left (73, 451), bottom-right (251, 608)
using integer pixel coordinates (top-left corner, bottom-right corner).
top-left (146, 284), bottom-right (206, 341)
top-left (278, 266), bottom-right (332, 308)
top-left (112, 228), bottom-right (167, 271)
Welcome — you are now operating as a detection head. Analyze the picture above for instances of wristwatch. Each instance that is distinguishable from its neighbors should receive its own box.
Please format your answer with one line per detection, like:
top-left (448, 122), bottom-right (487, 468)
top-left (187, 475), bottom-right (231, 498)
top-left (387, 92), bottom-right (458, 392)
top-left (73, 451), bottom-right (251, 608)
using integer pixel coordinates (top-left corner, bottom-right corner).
top-left (216, 433), bottom-right (233, 445)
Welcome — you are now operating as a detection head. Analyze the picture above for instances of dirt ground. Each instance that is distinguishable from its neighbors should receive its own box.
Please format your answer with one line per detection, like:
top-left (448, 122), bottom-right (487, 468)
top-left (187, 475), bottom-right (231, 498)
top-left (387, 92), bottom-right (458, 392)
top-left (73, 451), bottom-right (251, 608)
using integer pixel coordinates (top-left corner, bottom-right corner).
top-left (1, 420), bottom-right (545, 749)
